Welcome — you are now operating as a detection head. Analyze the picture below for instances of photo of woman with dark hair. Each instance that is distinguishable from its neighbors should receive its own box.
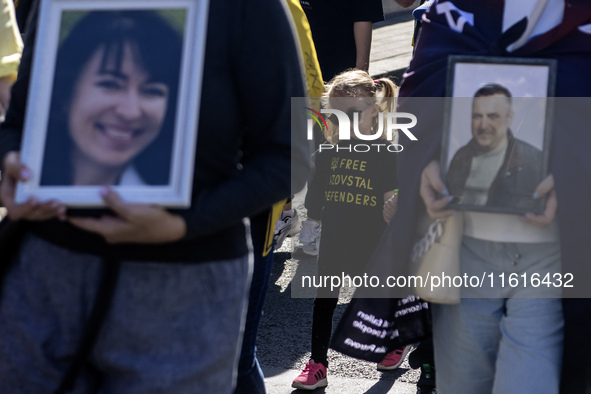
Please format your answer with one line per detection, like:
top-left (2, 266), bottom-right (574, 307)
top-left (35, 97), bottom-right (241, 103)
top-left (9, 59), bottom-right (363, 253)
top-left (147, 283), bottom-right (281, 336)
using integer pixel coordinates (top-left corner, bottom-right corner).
top-left (41, 10), bottom-right (182, 186)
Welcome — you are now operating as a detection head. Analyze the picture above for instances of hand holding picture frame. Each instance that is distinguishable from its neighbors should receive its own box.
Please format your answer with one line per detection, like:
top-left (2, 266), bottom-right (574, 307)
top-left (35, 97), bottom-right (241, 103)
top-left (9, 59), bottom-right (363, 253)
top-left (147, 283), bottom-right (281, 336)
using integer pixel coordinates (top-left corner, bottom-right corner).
top-left (440, 55), bottom-right (557, 215)
top-left (15, 0), bottom-right (209, 207)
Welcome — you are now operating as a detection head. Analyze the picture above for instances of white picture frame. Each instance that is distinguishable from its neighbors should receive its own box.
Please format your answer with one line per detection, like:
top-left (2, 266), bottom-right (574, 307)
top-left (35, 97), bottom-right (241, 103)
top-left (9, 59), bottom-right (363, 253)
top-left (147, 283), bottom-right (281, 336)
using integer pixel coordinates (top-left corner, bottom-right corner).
top-left (16, 0), bottom-right (209, 207)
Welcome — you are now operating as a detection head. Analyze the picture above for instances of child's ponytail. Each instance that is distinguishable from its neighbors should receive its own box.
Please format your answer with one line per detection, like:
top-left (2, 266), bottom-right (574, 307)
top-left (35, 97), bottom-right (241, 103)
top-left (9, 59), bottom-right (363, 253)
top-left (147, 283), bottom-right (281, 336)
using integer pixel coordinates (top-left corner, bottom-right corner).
top-left (374, 77), bottom-right (398, 114)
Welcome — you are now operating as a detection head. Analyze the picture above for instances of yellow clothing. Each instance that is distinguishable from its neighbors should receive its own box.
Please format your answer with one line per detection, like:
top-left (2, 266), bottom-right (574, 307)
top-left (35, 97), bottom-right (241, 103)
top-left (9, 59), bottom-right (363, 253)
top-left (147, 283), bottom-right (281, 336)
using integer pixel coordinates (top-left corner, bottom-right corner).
top-left (0, 0), bottom-right (22, 77)
top-left (262, 1), bottom-right (324, 256)
top-left (285, 0), bottom-right (324, 98)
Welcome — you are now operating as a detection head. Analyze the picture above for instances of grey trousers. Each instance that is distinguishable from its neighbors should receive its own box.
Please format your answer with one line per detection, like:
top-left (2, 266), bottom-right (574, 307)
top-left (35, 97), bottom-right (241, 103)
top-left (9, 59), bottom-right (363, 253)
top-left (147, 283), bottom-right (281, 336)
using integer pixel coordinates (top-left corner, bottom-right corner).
top-left (0, 234), bottom-right (251, 394)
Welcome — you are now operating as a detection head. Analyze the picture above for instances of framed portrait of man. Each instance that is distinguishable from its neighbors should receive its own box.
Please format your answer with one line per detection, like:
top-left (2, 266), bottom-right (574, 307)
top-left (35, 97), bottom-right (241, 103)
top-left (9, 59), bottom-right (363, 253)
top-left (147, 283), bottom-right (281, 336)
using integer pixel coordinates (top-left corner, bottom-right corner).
top-left (15, 0), bottom-right (209, 207)
top-left (440, 55), bottom-right (557, 215)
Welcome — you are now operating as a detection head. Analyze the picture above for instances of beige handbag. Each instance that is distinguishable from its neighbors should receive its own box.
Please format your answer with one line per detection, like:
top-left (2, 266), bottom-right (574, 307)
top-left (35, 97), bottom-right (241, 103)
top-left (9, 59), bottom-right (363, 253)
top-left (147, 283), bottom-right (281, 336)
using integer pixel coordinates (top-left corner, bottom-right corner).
top-left (410, 212), bottom-right (463, 304)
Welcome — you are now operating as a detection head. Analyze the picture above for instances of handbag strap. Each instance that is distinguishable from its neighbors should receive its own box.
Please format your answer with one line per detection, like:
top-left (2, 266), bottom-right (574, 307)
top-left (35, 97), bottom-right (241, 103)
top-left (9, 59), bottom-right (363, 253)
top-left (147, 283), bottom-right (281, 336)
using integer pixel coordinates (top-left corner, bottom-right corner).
top-left (411, 218), bottom-right (445, 262)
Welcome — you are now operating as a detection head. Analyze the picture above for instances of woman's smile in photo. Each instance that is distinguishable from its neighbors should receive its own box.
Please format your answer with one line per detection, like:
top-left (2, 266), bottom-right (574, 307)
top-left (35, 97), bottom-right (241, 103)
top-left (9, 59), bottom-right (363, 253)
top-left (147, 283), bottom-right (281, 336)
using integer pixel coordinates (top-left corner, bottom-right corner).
top-left (68, 43), bottom-right (168, 171)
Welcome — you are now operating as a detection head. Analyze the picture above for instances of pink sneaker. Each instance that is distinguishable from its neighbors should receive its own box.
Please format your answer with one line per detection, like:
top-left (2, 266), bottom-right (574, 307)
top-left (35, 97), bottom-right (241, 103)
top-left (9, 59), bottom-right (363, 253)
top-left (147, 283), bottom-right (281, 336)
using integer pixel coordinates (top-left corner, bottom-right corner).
top-left (377, 345), bottom-right (413, 370)
top-left (292, 359), bottom-right (328, 390)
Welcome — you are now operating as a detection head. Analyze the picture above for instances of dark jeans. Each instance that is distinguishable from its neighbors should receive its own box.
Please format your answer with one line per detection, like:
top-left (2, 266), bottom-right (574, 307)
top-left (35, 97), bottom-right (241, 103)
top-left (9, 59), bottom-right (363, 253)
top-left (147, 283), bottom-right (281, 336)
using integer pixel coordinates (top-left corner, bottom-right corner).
top-left (235, 214), bottom-right (274, 394)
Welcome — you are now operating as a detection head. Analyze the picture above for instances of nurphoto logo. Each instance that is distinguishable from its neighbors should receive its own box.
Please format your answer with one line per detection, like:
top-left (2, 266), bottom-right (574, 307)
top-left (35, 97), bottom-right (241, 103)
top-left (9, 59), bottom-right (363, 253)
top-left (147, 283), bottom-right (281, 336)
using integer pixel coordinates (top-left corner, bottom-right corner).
top-left (304, 107), bottom-right (418, 152)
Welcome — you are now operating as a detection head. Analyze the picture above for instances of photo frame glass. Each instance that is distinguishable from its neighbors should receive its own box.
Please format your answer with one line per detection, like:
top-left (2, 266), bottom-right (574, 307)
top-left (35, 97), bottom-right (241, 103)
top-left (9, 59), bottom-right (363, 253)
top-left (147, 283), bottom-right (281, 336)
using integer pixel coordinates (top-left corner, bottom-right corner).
top-left (440, 55), bottom-right (556, 215)
top-left (16, 0), bottom-right (209, 207)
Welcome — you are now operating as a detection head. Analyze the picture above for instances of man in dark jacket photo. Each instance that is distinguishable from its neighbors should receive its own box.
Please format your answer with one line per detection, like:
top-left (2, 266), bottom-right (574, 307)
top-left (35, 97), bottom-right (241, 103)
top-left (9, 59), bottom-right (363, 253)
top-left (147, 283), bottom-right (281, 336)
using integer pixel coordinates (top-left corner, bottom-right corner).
top-left (446, 83), bottom-right (542, 211)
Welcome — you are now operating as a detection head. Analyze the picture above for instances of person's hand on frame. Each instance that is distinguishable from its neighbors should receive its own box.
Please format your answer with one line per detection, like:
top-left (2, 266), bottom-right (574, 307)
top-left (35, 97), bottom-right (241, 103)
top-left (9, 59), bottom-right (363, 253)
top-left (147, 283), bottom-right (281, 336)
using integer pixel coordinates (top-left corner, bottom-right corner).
top-left (420, 160), bottom-right (456, 219)
top-left (521, 174), bottom-right (557, 229)
top-left (68, 187), bottom-right (187, 244)
top-left (0, 152), bottom-right (67, 221)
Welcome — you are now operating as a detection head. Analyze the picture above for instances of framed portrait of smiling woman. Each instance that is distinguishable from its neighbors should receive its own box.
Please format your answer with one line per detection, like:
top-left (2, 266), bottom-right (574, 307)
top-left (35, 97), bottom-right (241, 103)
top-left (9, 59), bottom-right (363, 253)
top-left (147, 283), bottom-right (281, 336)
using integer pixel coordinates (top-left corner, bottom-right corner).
top-left (440, 55), bottom-right (556, 215)
top-left (15, 0), bottom-right (209, 207)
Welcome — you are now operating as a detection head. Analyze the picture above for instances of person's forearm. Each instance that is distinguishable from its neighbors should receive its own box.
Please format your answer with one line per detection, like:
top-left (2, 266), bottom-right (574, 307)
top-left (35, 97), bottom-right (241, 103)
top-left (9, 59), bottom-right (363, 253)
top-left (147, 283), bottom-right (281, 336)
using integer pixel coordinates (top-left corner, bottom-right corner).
top-left (354, 21), bottom-right (373, 71)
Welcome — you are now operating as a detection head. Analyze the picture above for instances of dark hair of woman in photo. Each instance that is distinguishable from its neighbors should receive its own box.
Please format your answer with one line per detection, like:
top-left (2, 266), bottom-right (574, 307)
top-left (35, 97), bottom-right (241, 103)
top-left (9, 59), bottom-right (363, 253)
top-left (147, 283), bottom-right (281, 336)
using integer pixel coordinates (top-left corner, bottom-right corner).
top-left (41, 10), bottom-right (182, 186)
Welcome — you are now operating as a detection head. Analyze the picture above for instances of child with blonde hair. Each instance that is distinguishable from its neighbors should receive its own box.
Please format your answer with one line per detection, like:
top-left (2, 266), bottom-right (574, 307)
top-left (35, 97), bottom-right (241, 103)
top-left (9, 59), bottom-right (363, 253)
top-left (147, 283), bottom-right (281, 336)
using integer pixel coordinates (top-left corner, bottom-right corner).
top-left (293, 69), bottom-right (399, 390)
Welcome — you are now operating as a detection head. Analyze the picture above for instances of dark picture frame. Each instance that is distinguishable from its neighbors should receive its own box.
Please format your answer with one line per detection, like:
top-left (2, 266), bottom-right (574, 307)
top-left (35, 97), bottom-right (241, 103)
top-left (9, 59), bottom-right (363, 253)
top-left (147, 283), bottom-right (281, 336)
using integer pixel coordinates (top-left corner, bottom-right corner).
top-left (16, 0), bottom-right (209, 207)
top-left (440, 55), bottom-right (557, 215)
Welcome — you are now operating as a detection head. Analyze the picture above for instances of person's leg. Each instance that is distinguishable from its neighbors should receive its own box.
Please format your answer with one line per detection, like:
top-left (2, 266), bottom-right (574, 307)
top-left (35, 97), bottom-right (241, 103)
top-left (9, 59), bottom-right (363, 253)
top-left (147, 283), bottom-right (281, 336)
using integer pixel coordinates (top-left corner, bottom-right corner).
top-left (492, 241), bottom-right (563, 394)
top-left (408, 338), bottom-right (434, 369)
top-left (432, 298), bottom-right (504, 394)
top-left (235, 215), bottom-right (274, 394)
top-left (234, 257), bottom-right (270, 394)
top-left (92, 254), bottom-right (251, 394)
top-left (492, 298), bottom-right (563, 394)
top-left (408, 338), bottom-right (436, 392)
top-left (308, 253), bottom-right (343, 367)
top-left (291, 295), bottom-right (335, 391)
top-left (0, 235), bottom-right (103, 394)
top-left (292, 246), bottom-right (340, 390)
top-left (432, 236), bottom-right (507, 394)
top-left (560, 299), bottom-right (591, 393)
top-left (310, 296), bottom-right (339, 366)
top-left (435, 237), bottom-right (563, 394)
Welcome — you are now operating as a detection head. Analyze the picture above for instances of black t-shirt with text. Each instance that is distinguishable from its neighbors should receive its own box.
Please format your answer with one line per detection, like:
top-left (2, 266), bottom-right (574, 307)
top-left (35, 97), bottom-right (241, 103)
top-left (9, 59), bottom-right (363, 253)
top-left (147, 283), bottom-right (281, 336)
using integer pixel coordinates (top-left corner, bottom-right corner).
top-left (305, 141), bottom-right (398, 274)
